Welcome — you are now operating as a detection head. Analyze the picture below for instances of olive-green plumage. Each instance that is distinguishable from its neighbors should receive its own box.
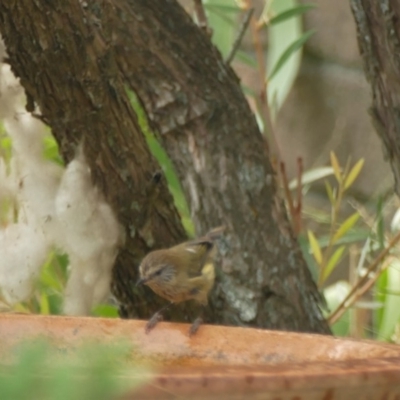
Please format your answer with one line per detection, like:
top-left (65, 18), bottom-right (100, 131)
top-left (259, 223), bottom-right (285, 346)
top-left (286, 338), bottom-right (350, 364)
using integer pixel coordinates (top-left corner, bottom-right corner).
top-left (137, 226), bottom-right (224, 306)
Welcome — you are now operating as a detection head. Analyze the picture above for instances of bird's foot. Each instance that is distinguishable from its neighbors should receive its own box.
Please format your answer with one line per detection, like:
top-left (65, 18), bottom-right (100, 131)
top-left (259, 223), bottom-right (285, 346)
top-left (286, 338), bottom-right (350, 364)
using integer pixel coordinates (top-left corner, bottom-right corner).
top-left (145, 311), bottom-right (163, 334)
top-left (189, 317), bottom-right (203, 336)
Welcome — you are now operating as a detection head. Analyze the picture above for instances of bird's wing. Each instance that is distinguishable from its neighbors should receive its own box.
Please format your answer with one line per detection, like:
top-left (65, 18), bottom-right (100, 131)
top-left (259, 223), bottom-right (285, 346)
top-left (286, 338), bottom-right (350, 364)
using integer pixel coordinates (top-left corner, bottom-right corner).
top-left (173, 226), bottom-right (224, 277)
top-left (184, 239), bottom-right (214, 277)
top-left (187, 263), bottom-right (215, 305)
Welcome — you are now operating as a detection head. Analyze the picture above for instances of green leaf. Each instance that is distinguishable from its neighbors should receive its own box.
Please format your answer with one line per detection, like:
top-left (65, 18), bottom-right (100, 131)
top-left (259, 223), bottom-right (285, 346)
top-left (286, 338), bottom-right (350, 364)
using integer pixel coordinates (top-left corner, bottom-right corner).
top-left (307, 230), bottom-right (323, 265)
top-left (269, 4), bottom-right (316, 25)
top-left (43, 135), bottom-right (63, 165)
top-left (241, 84), bottom-right (256, 97)
top-left (289, 166), bottom-right (334, 190)
top-left (268, 30), bottom-right (315, 80)
top-left (317, 229), bottom-right (369, 248)
top-left (0, 135), bottom-right (12, 162)
top-left (39, 293), bottom-right (50, 315)
top-left (332, 212), bottom-right (360, 244)
top-left (204, 0), bottom-right (238, 58)
top-left (344, 158), bottom-right (364, 190)
top-left (39, 252), bottom-right (65, 294)
top-left (322, 245), bottom-right (345, 282)
top-left (130, 93), bottom-right (194, 235)
top-left (377, 260), bottom-right (400, 340)
top-left (266, 0), bottom-right (307, 116)
top-left (92, 304), bottom-right (119, 318)
top-left (235, 50), bottom-right (258, 68)
top-left (325, 180), bottom-right (335, 204)
top-left (204, 3), bottom-right (241, 13)
top-left (330, 151), bottom-right (342, 182)
top-left (204, 6), bottom-right (236, 25)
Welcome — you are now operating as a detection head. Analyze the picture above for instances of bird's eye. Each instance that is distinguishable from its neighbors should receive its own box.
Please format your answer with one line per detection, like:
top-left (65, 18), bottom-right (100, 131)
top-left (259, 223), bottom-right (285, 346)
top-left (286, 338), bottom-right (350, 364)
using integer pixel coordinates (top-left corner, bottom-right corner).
top-left (153, 265), bottom-right (171, 279)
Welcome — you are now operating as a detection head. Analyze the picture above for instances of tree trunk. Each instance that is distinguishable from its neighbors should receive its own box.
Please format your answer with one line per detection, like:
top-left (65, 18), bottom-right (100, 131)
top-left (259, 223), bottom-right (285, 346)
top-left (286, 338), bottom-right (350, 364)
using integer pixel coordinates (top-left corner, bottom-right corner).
top-left (350, 0), bottom-right (400, 195)
top-left (0, 1), bottom-right (190, 321)
top-left (0, 0), bottom-right (330, 334)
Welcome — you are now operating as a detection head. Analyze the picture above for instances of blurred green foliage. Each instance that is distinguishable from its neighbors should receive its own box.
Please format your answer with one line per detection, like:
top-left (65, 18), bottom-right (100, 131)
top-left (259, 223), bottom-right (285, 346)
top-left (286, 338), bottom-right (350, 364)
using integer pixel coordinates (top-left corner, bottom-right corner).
top-left (297, 154), bottom-right (400, 340)
top-left (0, 340), bottom-right (145, 400)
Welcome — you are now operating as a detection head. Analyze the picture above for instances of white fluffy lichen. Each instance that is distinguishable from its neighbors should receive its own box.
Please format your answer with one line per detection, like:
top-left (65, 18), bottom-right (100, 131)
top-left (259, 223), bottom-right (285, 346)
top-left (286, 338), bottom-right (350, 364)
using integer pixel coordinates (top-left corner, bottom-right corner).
top-left (55, 150), bottom-right (121, 315)
top-left (0, 223), bottom-right (48, 304)
top-left (0, 40), bottom-right (122, 315)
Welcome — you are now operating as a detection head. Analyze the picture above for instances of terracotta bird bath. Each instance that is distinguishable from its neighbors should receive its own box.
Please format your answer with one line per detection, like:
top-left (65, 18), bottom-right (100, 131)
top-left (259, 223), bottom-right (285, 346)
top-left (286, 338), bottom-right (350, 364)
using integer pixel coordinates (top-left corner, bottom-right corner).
top-left (0, 313), bottom-right (400, 399)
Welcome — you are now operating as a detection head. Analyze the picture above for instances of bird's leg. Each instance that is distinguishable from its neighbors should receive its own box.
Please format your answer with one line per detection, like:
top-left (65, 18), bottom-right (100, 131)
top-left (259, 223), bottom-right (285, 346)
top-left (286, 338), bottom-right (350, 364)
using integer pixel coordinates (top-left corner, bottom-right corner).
top-left (189, 306), bottom-right (206, 336)
top-left (189, 317), bottom-right (203, 336)
top-left (145, 303), bottom-right (172, 334)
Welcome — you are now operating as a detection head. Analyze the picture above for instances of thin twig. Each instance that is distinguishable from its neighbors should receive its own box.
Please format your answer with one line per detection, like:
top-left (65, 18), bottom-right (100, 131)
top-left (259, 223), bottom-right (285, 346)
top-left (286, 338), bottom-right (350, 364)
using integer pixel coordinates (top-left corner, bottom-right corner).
top-left (295, 157), bottom-right (303, 233)
top-left (225, 8), bottom-right (254, 64)
top-left (328, 229), bottom-right (400, 325)
top-left (280, 162), bottom-right (296, 230)
top-left (358, 261), bottom-right (390, 299)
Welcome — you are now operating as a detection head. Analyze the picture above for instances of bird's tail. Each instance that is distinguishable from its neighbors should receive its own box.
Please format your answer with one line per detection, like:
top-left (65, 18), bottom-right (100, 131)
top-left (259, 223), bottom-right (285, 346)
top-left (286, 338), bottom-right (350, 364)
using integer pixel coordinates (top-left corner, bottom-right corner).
top-left (205, 226), bottom-right (226, 242)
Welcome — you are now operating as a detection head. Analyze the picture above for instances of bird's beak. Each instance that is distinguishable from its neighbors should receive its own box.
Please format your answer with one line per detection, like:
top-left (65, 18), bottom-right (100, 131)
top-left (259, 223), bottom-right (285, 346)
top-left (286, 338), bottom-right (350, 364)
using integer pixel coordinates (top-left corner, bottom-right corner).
top-left (136, 277), bottom-right (148, 287)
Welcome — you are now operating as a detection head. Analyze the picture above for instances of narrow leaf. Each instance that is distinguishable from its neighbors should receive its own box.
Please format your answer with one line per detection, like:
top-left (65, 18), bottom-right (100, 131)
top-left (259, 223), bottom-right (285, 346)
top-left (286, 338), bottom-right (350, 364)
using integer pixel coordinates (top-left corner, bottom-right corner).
top-left (205, 7), bottom-right (236, 26)
top-left (266, 0), bottom-right (307, 115)
top-left (325, 180), bottom-right (335, 204)
top-left (332, 213), bottom-right (360, 244)
top-left (330, 151), bottom-right (342, 182)
top-left (317, 229), bottom-right (369, 248)
top-left (269, 5), bottom-right (316, 25)
top-left (40, 293), bottom-right (50, 315)
top-left (268, 30), bottom-right (315, 80)
top-left (307, 230), bottom-right (323, 265)
top-left (289, 166), bottom-right (334, 190)
top-left (322, 245), bottom-right (346, 282)
top-left (377, 260), bottom-right (400, 340)
top-left (241, 84), bottom-right (256, 97)
top-left (344, 158), bottom-right (364, 189)
top-left (204, 0), bottom-right (238, 58)
top-left (374, 266), bottom-right (388, 332)
top-left (341, 158), bottom-right (351, 181)
top-left (376, 196), bottom-right (385, 250)
top-left (204, 3), bottom-right (241, 13)
top-left (236, 50), bottom-right (258, 68)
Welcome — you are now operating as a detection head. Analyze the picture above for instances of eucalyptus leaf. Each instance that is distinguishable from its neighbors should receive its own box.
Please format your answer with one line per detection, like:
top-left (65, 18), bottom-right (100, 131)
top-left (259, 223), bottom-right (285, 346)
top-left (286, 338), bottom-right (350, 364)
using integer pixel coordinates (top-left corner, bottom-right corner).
top-left (269, 4), bottom-right (316, 25)
top-left (330, 151), bottom-right (342, 182)
top-left (268, 30), bottom-right (315, 80)
top-left (266, 0), bottom-right (307, 116)
top-left (377, 260), bottom-right (400, 340)
top-left (289, 166), bottom-right (334, 190)
top-left (204, 0), bottom-right (238, 58)
top-left (332, 213), bottom-right (360, 244)
top-left (344, 158), bottom-right (364, 190)
top-left (235, 50), bottom-right (258, 68)
top-left (307, 229), bottom-right (322, 265)
top-left (317, 229), bottom-right (369, 248)
top-left (322, 245), bottom-right (345, 282)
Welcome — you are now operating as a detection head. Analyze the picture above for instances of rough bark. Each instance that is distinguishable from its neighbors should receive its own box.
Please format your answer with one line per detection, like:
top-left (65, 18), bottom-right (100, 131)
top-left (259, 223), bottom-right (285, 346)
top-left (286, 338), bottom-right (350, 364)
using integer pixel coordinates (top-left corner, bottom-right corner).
top-left (0, 1), bottom-right (191, 321)
top-left (0, 0), bottom-right (330, 334)
top-left (350, 0), bottom-right (400, 196)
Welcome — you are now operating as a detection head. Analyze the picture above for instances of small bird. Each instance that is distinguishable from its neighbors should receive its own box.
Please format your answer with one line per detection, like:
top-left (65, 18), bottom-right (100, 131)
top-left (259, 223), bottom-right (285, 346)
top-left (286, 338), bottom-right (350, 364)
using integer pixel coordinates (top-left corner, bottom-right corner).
top-left (136, 226), bottom-right (225, 335)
